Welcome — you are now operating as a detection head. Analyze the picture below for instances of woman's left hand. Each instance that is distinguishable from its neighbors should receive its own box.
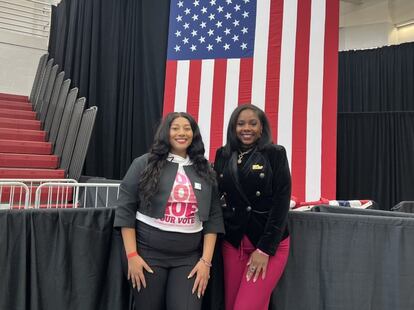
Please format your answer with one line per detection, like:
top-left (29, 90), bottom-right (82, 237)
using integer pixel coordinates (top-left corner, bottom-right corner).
top-left (188, 260), bottom-right (211, 299)
top-left (246, 249), bottom-right (269, 282)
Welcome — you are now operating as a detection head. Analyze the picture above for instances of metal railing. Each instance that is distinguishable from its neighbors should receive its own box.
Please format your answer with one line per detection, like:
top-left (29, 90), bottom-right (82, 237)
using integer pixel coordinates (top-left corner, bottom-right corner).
top-left (0, 178), bottom-right (77, 207)
top-left (0, 181), bottom-right (30, 209)
top-left (35, 182), bottom-right (121, 209)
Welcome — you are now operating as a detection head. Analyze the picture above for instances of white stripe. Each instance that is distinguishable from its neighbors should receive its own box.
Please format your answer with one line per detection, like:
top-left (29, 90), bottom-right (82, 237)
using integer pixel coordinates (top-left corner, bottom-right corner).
top-left (251, 0), bottom-right (271, 111)
top-left (198, 59), bottom-right (215, 159)
top-left (222, 59), bottom-right (240, 145)
top-left (306, 0), bottom-right (326, 201)
top-left (277, 0), bottom-right (298, 168)
top-left (174, 60), bottom-right (190, 112)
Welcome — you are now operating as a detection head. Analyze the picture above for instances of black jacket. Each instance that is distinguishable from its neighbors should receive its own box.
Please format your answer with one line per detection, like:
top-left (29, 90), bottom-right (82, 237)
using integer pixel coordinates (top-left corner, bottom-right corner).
top-left (214, 144), bottom-right (291, 255)
top-left (114, 153), bottom-right (225, 234)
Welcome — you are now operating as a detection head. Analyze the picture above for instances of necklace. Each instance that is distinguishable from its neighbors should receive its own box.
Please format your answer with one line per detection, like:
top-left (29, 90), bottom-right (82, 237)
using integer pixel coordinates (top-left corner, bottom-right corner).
top-left (237, 149), bottom-right (252, 164)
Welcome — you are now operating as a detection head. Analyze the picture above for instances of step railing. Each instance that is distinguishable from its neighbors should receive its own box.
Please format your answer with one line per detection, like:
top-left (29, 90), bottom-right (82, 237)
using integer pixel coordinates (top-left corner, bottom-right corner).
top-left (0, 178), bottom-right (77, 207)
top-left (34, 182), bottom-right (121, 209)
top-left (0, 181), bottom-right (30, 209)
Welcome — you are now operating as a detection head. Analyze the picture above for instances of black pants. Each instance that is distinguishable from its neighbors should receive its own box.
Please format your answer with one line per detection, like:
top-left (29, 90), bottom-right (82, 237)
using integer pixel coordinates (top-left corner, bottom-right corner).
top-left (132, 221), bottom-right (203, 310)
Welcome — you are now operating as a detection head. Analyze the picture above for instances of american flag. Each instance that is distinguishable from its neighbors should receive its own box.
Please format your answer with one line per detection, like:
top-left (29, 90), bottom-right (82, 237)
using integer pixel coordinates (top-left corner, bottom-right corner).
top-left (163, 0), bottom-right (339, 202)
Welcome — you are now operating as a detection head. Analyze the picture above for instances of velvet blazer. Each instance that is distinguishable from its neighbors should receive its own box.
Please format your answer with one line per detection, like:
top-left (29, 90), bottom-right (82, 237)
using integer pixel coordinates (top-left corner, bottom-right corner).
top-left (214, 144), bottom-right (291, 255)
top-left (114, 153), bottom-right (224, 235)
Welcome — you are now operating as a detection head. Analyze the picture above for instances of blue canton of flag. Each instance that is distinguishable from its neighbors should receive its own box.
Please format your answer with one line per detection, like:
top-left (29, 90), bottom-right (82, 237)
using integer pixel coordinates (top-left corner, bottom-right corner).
top-left (167, 0), bottom-right (256, 60)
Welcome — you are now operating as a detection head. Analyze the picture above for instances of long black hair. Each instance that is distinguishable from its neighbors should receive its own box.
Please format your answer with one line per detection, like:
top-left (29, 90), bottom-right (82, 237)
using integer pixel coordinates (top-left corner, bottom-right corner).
top-left (138, 112), bottom-right (216, 206)
top-left (222, 104), bottom-right (273, 157)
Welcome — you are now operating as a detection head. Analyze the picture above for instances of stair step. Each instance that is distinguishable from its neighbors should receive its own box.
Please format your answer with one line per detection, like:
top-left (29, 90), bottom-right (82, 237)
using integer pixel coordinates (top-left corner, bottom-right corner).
top-left (0, 168), bottom-right (65, 179)
top-left (0, 128), bottom-right (47, 142)
top-left (0, 153), bottom-right (59, 169)
top-left (0, 93), bottom-right (29, 102)
top-left (6, 204), bottom-right (77, 209)
top-left (0, 101), bottom-right (33, 111)
top-left (0, 186), bottom-right (73, 203)
top-left (0, 139), bottom-right (52, 154)
top-left (0, 108), bottom-right (37, 120)
top-left (0, 117), bottom-right (41, 130)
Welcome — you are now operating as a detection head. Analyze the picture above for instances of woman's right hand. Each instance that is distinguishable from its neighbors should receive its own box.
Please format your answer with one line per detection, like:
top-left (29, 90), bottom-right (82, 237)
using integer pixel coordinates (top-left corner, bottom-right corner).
top-left (127, 255), bottom-right (154, 291)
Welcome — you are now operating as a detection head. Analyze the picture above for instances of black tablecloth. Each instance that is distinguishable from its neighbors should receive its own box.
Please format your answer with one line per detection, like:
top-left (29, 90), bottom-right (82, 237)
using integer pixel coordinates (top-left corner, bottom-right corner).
top-left (2, 207), bottom-right (414, 310)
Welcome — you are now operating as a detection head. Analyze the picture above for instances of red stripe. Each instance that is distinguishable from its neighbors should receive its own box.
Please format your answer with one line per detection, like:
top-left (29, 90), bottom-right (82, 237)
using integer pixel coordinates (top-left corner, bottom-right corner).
top-left (238, 58), bottom-right (253, 105)
top-left (291, 0), bottom-right (312, 202)
top-left (264, 0), bottom-right (284, 142)
top-left (186, 60), bottom-right (202, 122)
top-left (163, 61), bottom-right (178, 116)
top-left (321, 0), bottom-right (339, 200)
top-left (209, 60), bottom-right (227, 160)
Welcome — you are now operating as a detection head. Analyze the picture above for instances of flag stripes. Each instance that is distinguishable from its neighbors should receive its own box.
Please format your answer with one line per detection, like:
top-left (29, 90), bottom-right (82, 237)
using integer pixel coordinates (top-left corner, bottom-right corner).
top-left (163, 0), bottom-right (338, 202)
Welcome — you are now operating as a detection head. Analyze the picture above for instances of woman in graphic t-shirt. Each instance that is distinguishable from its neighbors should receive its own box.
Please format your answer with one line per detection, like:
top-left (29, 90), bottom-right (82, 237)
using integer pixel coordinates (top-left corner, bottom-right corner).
top-left (114, 112), bottom-right (224, 310)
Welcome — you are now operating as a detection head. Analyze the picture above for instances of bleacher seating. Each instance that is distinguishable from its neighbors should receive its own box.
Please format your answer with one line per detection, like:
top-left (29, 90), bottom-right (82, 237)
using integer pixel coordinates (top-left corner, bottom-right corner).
top-left (0, 54), bottom-right (98, 208)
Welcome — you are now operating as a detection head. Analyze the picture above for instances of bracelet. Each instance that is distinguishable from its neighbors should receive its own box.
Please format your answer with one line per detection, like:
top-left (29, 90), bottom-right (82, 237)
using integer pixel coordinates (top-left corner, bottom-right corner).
top-left (256, 248), bottom-right (269, 257)
top-left (127, 251), bottom-right (138, 259)
top-left (199, 257), bottom-right (212, 267)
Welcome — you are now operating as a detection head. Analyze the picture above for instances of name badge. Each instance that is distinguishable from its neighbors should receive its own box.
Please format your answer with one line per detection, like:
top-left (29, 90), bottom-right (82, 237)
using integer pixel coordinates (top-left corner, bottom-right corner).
top-left (194, 182), bottom-right (202, 190)
top-left (252, 164), bottom-right (263, 170)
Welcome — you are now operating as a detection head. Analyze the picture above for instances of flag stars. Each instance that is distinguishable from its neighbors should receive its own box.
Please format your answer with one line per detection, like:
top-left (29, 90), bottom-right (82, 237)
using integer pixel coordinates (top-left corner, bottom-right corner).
top-left (210, 0), bottom-right (216, 6)
top-left (201, 7), bottom-right (207, 14)
top-left (192, 14), bottom-right (199, 21)
top-left (243, 0), bottom-right (250, 3)
top-left (184, 8), bottom-right (191, 15)
top-left (215, 36), bottom-right (222, 43)
top-left (217, 6), bottom-right (224, 13)
top-left (207, 44), bottom-right (213, 51)
top-left (200, 21), bottom-right (207, 28)
top-left (233, 19), bottom-right (240, 27)
top-left (193, 0), bottom-right (199, 7)
top-left (240, 42), bottom-right (247, 50)
top-left (232, 34), bottom-right (239, 42)
top-left (242, 11), bottom-right (249, 18)
top-left (191, 29), bottom-right (198, 36)
top-left (241, 27), bottom-right (248, 34)
top-left (183, 23), bottom-right (190, 29)
top-left (216, 21), bottom-right (223, 28)
top-left (224, 28), bottom-right (231, 35)
top-left (176, 15), bottom-right (183, 22)
top-left (224, 43), bottom-right (230, 50)
top-left (190, 44), bottom-right (197, 51)
top-left (208, 13), bottom-right (215, 20)
top-left (234, 4), bottom-right (241, 11)
top-left (207, 29), bottom-right (214, 36)
top-left (225, 12), bottom-right (232, 19)
top-left (174, 45), bottom-right (181, 52)
top-left (175, 30), bottom-right (181, 37)
top-left (226, 0), bottom-right (232, 4)
top-left (199, 36), bottom-right (206, 43)
top-left (177, 1), bottom-right (184, 8)
top-left (182, 37), bottom-right (189, 44)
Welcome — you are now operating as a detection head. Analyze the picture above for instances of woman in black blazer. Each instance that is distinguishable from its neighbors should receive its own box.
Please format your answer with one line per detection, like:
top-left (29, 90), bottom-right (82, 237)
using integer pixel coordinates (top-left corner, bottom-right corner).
top-left (214, 104), bottom-right (291, 310)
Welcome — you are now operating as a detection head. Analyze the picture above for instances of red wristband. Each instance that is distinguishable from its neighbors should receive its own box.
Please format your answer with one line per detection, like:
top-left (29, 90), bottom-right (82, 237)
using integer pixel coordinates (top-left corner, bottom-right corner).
top-left (127, 251), bottom-right (138, 259)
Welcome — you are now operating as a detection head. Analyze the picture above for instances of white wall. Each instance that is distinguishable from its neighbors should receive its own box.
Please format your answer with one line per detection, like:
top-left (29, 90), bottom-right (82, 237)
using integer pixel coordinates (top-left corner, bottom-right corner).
top-left (0, 31), bottom-right (48, 96)
top-left (339, 0), bottom-right (414, 51)
top-left (0, 0), bottom-right (50, 96)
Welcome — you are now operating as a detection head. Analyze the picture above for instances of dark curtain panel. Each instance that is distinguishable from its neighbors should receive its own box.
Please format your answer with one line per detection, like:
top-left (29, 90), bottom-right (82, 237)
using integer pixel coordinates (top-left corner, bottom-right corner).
top-left (337, 42), bottom-right (414, 209)
top-left (337, 112), bottom-right (414, 210)
top-left (338, 42), bottom-right (414, 113)
top-left (48, 0), bottom-right (170, 179)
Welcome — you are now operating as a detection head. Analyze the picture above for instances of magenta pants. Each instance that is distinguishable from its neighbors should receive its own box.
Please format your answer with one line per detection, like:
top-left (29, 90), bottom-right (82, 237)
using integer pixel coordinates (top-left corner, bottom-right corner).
top-left (222, 235), bottom-right (290, 310)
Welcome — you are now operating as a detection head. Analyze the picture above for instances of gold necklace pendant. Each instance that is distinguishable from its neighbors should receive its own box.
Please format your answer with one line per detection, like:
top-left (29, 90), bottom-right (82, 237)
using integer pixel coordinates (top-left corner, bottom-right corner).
top-left (237, 150), bottom-right (251, 164)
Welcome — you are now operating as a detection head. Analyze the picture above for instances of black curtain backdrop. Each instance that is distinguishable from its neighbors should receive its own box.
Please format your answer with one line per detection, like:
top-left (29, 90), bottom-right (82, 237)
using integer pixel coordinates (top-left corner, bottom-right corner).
top-left (48, 0), bottom-right (170, 179)
top-left (337, 42), bottom-right (414, 209)
top-left (49, 2), bottom-right (414, 208)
